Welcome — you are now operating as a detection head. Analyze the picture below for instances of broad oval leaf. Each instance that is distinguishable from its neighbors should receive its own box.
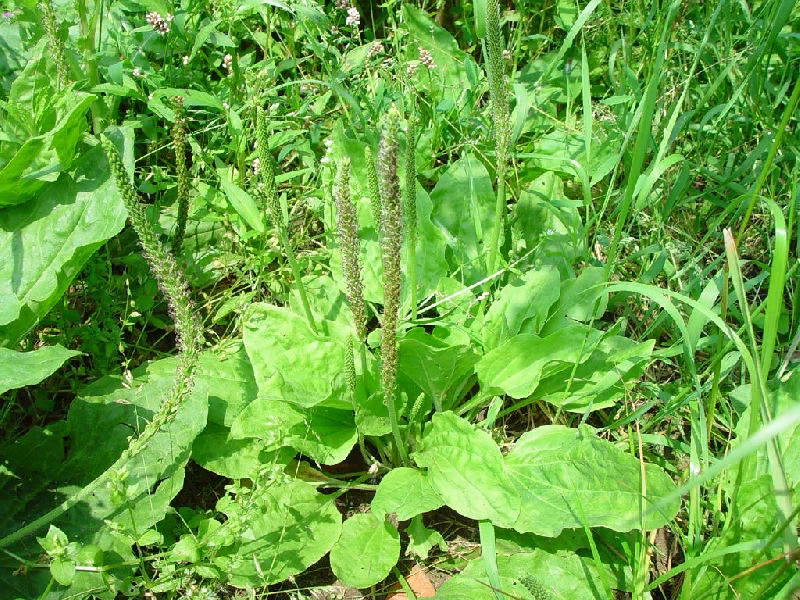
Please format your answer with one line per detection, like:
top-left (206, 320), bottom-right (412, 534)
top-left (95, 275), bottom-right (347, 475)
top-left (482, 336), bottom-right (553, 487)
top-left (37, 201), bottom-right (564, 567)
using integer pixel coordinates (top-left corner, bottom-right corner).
top-left (505, 425), bottom-right (679, 536)
top-left (371, 467), bottom-right (444, 521)
top-left (330, 512), bottom-right (400, 589)
top-left (413, 412), bottom-right (520, 528)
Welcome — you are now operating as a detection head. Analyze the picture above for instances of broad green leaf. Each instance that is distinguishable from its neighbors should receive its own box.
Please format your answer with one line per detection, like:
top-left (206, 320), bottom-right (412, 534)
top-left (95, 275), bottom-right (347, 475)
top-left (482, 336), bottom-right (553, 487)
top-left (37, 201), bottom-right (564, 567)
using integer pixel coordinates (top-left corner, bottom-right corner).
top-left (406, 514), bottom-right (447, 560)
top-left (189, 20), bottom-right (222, 61)
top-left (0, 345), bottom-right (81, 395)
top-left (230, 395), bottom-right (357, 465)
top-left (0, 41), bottom-right (95, 205)
top-left (556, 0), bottom-right (579, 29)
top-left (330, 513), bottom-right (400, 589)
top-left (397, 329), bottom-right (479, 411)
top-left (505, 425), bottom-right (679, 536)
top-left (0, 127), bottom-right (132, 347)
top-left (371, 467), bottom-right (445, 521)
top-left (49, 558), bottom-right (76, 586)
top-left (129, 341), bottom-right (256, 427)
top-left (149, 88), bottom-right (224, 112)
top-left (476, 325), bottom-right (604, 399)
top-left (215, 480), bottom-right (341, 586)
top-left (218, 170), bottom-right (264, 233)
top-left (483, 265), bottom-right (561, 350)
top-left (355, 390), bottom-right (392, 436)
top-left (413, 412), bottom-right (520, 528)
top-left (410, 182), bottom-right (450, 298)
top-left (242, 303), bottom-right (349, 409)
top-left (327, 130), bottom-right (447, 305)
top-left (541, 266), bottom-right (607, 334)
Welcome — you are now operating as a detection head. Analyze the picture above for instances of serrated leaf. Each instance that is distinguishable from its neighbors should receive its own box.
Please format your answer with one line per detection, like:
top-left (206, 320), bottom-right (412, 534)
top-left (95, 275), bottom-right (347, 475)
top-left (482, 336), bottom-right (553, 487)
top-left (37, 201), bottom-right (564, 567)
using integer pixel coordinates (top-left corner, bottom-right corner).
top-left (413, 412), bottom-right (520, 528)
top-left (505, 425), bottom-right (679, 536)
top-left (330, 513), bottom-right (400, 589)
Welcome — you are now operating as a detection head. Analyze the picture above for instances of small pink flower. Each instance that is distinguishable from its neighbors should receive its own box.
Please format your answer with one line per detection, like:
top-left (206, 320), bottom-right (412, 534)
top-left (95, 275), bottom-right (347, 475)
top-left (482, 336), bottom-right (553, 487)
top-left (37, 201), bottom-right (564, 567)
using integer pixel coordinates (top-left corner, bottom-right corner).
top-left (419, 48), bottom-right (435, 69)
top-left (146, 12), bottom-right (172, 35)
top-left (345, 7), bottom-right (360, 27)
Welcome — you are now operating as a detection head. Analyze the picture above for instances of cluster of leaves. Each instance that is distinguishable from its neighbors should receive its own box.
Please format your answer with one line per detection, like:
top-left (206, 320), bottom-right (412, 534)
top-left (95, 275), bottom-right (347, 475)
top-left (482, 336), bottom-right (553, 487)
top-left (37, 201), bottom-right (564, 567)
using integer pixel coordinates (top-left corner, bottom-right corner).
top-left (1, 0), bottom-right (799, 598)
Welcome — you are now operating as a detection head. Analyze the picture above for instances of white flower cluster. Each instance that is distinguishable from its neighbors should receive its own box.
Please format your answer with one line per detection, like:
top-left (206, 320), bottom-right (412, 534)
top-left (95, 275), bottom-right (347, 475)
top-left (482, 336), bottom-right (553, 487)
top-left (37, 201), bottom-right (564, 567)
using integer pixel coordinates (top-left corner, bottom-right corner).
top-left (223, 54), bottom-right (233, 75)
top-left (346, 7), bottom-right (360, 27)
top-left (368, 41), bottom-right (384, 57)
top-left (320, 138), bottom-right (334, 165)
top-left (146, 11), bottom-right (173, 35)
top-left (252, 157), bottom-right (261, 175)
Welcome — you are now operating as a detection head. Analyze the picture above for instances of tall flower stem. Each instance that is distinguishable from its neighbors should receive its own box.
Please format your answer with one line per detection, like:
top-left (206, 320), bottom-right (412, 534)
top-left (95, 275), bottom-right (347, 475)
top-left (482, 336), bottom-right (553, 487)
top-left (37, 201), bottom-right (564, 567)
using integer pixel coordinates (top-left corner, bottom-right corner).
top-left (256, 107), bottom-right (317, 333)
top-left (483, 0), bottom-right (510, 279)
top-left (378, 109), bottom-right (409, 466)
top-left (404, 111), bottom-right (418, 321)
top-left (0, 136), bottom-right (203, 549)
top-left (38, 0), bottom-right (68, 89)
top-left (171, 97), bottom-right (190, 256)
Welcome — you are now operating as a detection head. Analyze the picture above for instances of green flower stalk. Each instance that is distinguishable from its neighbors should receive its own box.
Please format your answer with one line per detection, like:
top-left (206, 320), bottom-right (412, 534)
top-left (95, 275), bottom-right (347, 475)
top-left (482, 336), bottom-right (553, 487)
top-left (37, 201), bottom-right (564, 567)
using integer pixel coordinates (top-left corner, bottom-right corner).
top-left (364, 145), bottom-right (383, 233)
top-left (38, 0), bottom-right (68, 88)
top-left (256, 106), bottom-right (318, 333)
top-left (404, 113), bottom-right (418, 321)
top-left (336, 158), bottom-right (373, 463)
top-left (0, 137), bottom-right (204, 550)
top-left (378, 108), bottom-right (408, 465)
top-left (171, 97), bottom-right (190, 256)
top-left (484, 0), bottom-right (510, 278)
top-left (334, 157), bottom-right (366, 341)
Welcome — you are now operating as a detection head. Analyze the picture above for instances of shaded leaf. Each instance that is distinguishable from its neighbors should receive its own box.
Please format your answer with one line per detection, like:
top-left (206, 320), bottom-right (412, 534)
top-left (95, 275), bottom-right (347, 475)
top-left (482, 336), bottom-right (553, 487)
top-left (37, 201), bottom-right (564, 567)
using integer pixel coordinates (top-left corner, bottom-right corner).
top-left (0, 345), bottom-right (81, 395)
